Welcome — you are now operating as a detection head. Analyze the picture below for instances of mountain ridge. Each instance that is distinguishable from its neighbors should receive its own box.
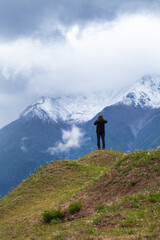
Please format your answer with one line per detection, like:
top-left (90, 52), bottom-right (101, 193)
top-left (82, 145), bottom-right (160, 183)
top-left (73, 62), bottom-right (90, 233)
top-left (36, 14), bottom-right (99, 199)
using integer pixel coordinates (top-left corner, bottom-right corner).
top-left (20, 91), bottom-right (123, 124)
top-left (19, 74), bottom-right (160, 124)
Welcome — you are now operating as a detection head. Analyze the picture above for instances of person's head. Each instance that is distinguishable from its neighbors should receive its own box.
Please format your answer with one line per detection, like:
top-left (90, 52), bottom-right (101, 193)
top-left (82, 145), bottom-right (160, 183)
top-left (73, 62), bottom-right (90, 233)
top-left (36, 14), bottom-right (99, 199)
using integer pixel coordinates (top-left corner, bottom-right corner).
top-left (98, 114), bottom-right (103, 119)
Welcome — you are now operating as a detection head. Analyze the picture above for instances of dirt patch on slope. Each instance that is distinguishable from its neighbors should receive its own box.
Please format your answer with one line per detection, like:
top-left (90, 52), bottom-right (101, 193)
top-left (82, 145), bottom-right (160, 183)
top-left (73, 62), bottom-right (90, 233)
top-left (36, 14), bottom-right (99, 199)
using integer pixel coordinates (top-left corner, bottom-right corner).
top-left (63, 151), bottom-right (160, 220)
top-left (95, 214), bottom-right (124, 230)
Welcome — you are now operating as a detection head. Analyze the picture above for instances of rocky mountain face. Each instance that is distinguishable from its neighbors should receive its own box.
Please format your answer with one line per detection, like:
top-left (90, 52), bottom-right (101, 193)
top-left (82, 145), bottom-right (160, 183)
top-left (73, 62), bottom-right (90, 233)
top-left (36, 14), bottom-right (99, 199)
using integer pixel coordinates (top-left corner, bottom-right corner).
top-left (0, 74), bottom-right (160, 197)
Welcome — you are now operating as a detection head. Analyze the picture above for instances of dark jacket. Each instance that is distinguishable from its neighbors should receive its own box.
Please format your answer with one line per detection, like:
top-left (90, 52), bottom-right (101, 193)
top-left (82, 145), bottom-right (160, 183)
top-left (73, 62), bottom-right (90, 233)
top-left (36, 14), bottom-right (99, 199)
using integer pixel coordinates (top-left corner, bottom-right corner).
top-left (94, 116), bottom-right (108, 134)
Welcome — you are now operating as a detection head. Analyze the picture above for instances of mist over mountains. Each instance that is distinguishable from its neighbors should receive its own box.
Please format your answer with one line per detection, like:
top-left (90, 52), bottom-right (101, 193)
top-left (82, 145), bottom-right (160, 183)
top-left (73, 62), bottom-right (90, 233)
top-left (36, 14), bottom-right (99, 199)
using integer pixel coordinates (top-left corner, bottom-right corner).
top-left (0, 74), bottom-right (160, 197)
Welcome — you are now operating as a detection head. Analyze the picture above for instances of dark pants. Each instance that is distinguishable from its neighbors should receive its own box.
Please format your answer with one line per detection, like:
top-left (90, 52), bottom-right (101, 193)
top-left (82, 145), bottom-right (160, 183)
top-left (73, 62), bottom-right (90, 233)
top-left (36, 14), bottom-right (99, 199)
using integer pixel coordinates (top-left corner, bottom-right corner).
top-left (97, 133), bottom-right (105, 149)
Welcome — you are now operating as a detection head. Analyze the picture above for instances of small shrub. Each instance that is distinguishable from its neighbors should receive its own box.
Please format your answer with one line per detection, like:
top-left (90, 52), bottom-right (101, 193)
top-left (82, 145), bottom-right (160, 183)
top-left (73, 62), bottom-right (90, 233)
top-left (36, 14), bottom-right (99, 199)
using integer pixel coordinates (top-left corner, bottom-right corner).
top-left (52, 208), bottom-right (64, 219)
top-left (42, 208), bottom-right (64, 224)
top-left (43, 210), bottom-right (54, 223)
top-left (68, 200), bottom-right (82, 215)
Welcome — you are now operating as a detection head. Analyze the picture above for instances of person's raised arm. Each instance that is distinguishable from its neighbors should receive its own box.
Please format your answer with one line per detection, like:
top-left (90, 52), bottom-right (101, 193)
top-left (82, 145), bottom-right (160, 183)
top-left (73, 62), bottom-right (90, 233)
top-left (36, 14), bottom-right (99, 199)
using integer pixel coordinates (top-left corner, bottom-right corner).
top-left (94, 120), bottom-right (98, 125)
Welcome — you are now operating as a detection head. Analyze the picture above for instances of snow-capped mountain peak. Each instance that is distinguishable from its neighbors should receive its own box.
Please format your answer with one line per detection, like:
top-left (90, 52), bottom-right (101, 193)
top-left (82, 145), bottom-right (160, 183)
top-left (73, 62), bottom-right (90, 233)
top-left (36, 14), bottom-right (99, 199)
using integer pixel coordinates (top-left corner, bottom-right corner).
top-left (20, 91), bottom-right (123, 123)
top-left (122, 74), bottom-right (160, 108)
top-left (20, 74), bottom-right (160, 124)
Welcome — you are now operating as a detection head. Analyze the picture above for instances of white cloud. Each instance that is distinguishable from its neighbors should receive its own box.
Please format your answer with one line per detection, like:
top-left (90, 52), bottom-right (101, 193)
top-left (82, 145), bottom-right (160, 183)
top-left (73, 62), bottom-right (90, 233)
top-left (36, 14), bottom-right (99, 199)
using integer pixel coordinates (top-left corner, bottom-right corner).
top-left (1, 14), bottom-right (160, 94)
top-left (1, 13), bottom-right (160, 127)
top-left (48, 126), bottom-right (84, 154)
top-left (20, 137), bottom-right (29, 153)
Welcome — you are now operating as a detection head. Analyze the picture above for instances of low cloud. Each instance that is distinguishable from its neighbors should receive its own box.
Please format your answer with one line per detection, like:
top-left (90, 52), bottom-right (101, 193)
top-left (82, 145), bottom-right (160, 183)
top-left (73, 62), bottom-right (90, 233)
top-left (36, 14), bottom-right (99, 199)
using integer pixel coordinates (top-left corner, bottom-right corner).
top-left (48, 126), bottom-right (84, 154)
top-left (20, 137), bottom-right (29, 153)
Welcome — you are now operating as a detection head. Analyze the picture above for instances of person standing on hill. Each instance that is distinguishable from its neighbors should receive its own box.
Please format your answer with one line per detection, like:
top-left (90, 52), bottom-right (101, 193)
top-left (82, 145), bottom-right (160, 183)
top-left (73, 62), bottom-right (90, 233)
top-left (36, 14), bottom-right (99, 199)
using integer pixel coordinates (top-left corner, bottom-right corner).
top-left (94, 114), bottom-right (108, 150)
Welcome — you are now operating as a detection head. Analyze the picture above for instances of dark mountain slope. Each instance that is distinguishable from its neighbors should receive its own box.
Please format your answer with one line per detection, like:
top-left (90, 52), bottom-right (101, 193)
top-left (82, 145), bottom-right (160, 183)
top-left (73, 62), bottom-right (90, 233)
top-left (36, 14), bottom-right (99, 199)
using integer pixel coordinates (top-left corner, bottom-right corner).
top-left (134, 109), bottom-right (160, 149)
top-left (0, 117), bottom-right (66, 196)
top-left (83, 103), bottom-right (160, 152)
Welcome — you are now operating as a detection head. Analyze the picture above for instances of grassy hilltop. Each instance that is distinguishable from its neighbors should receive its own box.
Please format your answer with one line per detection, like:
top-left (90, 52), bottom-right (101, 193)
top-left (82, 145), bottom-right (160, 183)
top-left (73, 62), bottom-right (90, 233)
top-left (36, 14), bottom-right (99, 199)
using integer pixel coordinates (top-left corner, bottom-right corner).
top-left (0, 149), bottom-right (160, 240)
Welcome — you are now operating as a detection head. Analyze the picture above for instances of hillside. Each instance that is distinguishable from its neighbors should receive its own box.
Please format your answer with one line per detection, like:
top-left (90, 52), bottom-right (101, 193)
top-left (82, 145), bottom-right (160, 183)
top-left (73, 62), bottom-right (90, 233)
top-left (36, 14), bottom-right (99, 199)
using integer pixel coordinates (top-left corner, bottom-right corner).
top-left (0, 149), bottom-right (160, 240)
top-left (1, 74), bottom-right (160, 198)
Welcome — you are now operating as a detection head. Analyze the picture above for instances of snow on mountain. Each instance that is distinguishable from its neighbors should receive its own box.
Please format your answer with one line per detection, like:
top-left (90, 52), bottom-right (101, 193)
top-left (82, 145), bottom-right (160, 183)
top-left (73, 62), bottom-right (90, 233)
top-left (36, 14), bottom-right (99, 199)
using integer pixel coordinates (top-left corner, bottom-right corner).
top-left (122, 74), bottom-right (160, 108)
top-left (20, 74), bottom-right (160, 124)
top-left (20, 91), bottom-right (124, 123)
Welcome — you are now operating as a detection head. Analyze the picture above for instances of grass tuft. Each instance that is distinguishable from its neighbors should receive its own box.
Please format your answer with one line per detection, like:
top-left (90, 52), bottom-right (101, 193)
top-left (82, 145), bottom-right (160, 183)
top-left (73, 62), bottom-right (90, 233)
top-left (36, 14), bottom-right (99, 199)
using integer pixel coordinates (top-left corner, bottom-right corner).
top-left (148, 192), bottom-right (160, 203)
top-left (95, 204), bottom-right (106, 212)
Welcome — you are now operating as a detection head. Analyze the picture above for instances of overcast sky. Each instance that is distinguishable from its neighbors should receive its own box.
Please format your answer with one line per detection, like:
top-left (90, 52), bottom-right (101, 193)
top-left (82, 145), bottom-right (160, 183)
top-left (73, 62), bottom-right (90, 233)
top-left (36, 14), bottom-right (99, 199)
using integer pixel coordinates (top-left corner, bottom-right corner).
top-left (0, 0), bottom-right (160, 128)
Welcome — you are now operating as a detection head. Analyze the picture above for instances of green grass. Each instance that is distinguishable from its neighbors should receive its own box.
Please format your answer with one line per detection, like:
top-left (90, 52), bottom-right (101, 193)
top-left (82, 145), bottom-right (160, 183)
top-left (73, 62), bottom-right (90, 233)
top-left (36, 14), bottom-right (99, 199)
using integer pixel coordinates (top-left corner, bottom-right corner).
top-left (0, 150), bottom-right (118, 239)
top-left (116, 150), bottom-right (160, 169)
top-left (0, 149), bottom-right (160, 240)
top-left (148, 192), bottom-right (160, 203)
top-left (95, 204), bottom-right (106, 213)
top-left (91, 192), bottom-right (160, 239)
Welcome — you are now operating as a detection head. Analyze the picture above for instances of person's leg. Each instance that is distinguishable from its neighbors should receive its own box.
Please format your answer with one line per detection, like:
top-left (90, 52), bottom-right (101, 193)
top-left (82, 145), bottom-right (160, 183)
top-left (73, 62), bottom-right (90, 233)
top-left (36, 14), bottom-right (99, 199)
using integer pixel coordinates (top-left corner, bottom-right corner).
top-left (101, 133), bottom-right (105, 149)
top-left (97, 134), bottom-right (100, 149)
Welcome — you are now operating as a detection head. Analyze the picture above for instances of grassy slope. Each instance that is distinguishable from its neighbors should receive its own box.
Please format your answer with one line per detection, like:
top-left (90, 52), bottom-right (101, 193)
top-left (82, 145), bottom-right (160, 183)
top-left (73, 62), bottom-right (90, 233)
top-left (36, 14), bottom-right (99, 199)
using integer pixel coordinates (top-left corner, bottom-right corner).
top-left (0, 149), bottom-right (160, 240)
